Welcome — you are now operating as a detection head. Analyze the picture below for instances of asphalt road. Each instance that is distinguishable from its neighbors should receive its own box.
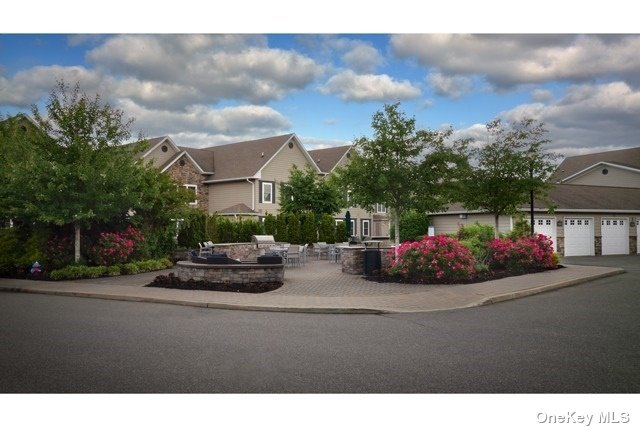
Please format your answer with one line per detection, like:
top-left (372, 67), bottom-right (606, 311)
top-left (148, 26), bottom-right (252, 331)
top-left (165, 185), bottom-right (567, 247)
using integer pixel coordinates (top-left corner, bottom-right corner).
top-left (0, 256), bottom-right (638, 393)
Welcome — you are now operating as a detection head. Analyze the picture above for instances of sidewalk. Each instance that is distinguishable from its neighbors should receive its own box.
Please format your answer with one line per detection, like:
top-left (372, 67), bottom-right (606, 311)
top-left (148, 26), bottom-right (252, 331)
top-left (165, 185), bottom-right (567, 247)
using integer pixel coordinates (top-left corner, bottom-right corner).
top-left (0, 261), bottom-right (624, 314)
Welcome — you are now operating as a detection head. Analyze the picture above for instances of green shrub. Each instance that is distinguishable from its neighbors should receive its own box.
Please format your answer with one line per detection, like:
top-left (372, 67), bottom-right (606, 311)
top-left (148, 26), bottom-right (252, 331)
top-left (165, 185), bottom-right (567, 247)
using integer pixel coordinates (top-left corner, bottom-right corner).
top-left (456, 222), bottom-right (495, 242)
top-left (335, 221), bottom-right (347, 243)
top-left (263, 213), bottom-right (277, 236)
top-left (275, 214), bottom-right (288, 242)
top-left (301, 212), bottom-right (317, 244)
top-left (16, 228), bottom-right (48, 268)
top-left (106, 265), bottom-right (121, 276)
top-left (0, 228), bottom-right (20, 275)
top-left (389, 210), bottom-right (431, 242)
top-left (287, 214), bottom-right (301, 244)
top-left (318, 214), bottom-right (336, 243)
top-left (177, 210), bottom-right (207, 248)
top-left (49, 265), bottom-right (106, 280)
top-left (217, 217), bottom-right (237, 243)
top-left (508, 214), bottom-right (532, 240)
top-left (121, 262), bottom-right (140, 275)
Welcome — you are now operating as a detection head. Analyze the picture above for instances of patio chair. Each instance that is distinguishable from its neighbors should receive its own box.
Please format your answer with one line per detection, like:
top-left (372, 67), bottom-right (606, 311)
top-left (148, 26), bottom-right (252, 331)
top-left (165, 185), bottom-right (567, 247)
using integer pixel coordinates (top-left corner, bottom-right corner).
top-left (315, 242), bottom-right (329, 260)
top-left (198, 242), bottom-right (213, 256)
top-left (329, 244), bottom-right (341, 263)
top-left (286, 245), bottom-right (301, 267)
top-left (300, 243), bottom-right (309, 264)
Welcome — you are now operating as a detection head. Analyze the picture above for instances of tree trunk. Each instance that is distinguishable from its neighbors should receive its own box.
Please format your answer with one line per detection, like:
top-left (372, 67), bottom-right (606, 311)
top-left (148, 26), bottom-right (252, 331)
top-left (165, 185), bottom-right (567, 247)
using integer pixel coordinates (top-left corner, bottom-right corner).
top-left (494, 214), bottom-right (500, 239)
top-left (74, 223), bottom-right (81, 263)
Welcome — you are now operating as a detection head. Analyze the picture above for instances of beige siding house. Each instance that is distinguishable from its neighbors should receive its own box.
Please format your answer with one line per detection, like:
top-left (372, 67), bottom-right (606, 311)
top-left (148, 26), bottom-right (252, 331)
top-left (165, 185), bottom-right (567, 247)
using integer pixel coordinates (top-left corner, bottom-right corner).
top-left (308, 145), bottom-right (390, 239)
top-left (430, 146), bottom-right (640, 256)
top-left (140, 133), bottom-right (322, 219)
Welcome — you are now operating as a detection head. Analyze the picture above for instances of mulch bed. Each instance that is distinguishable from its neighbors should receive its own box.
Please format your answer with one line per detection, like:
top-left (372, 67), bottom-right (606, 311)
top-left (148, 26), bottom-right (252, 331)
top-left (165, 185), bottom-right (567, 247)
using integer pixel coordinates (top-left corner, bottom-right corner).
top-left (365, 265), bottom-right (565, 285)
top-left (145, 273), bottom-right (282, 293)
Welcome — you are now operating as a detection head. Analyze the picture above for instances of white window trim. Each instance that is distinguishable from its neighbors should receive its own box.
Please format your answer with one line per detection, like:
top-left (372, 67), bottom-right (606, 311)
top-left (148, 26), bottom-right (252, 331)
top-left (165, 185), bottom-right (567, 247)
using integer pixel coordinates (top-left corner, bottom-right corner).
top-left (362, 219), bottom-right (370, 237)
top-left (261, 181), bottom-right (274, 204)
top-left (183, 184), bottom-right (198, 206)
top-left (376, 203), bottom-right (387, 214)
top-left (350, 219), bottom-right (357, 236)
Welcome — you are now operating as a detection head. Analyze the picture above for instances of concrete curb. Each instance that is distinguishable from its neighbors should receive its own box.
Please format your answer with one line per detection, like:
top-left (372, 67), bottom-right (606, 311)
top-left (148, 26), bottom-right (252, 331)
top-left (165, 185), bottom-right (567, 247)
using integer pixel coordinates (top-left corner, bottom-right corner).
top-left (473, 267), bottom-right (625, 308)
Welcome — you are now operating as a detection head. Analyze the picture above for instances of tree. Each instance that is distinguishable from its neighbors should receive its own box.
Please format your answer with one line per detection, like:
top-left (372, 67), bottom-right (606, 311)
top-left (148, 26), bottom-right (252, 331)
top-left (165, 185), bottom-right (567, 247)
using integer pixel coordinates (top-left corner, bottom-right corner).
top-left (389, 209), bottom-right (431, 243)
top-left (459, 118), bottom-right (558, 238)
top-left (287, 213), bottom-right (301, 244)
top-left (275, 214), bottom-right (288, 243)
top-left (318, 214), bottom-right (336, 243)
top-left (1, 80), bottom-right (192, 262)
top-left (279, 165), bottom-right (344, 217)
top-left (334, 102), bottom-right (468, 246)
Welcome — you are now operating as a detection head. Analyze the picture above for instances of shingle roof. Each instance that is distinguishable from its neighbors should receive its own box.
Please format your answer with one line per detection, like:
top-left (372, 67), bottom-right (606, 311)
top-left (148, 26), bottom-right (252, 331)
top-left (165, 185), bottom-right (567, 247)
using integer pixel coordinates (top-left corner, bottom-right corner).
top-left (203, 134), bottom-right (295, 181)
top-left (217, 203), bottom-right (259, 215)
top-left (551, 146), bottom-right (640, 182)
top-left (535, 184), bottom-right (640, 211)
top-left (432, 184), bottom-right (640, 215)
top-left (179, 146), bottom-right (215, 174)
top-left (308, 145), bottom-right (352, 173)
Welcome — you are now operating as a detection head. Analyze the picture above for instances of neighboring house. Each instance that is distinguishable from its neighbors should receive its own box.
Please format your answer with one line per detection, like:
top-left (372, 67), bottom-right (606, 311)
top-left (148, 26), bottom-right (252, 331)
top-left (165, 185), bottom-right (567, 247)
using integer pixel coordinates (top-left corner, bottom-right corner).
top-left (429, 146), bottom-right (640, 256)
top-left (137, 133), bottom-right (322, 219)
top-left (308, 145), bottom-right (390, 239)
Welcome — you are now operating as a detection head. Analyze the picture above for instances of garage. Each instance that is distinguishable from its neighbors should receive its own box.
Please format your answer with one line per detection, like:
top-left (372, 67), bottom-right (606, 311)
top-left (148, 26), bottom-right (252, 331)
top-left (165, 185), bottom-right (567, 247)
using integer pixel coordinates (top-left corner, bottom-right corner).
top-left (601, 218), bottom-right (629, 255)
top-left (533, 217), bottom-right (557, 251)
top-left (564, 218), bottom-right (594, 256)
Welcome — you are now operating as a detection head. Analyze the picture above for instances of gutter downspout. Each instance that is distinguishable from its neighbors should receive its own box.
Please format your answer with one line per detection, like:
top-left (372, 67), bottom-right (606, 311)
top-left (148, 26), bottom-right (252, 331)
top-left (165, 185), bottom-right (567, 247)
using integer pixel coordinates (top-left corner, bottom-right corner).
top-left (246, 178), bottom-right (255, 211)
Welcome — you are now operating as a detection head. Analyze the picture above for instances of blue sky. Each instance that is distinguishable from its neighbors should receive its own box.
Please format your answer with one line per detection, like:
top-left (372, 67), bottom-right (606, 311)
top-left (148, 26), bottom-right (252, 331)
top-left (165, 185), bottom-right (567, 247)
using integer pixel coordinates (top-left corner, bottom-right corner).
top-left (2, 6), bottom-right (639, 158)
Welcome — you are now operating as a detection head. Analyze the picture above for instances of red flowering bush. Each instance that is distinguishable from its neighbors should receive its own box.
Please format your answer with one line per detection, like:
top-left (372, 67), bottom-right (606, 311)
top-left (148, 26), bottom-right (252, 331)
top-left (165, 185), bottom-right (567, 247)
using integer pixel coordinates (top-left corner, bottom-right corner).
top-left (91, 226), bottom-right (144, 266)
top-left (45, 234), bottom-right (74, 269)
top-left (488, 233), bottom-right (557, 272)
top-left (386, 235), bottom-right (475, 282)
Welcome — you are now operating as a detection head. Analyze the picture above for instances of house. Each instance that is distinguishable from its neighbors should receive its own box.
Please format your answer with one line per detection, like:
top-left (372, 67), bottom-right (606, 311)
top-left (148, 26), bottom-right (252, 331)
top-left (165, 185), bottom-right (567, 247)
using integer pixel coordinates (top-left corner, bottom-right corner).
top-left (308, 145), bottom-right (390, 239)
top-left (429, 146), bottom-right (640, 256)
top-left (136, 133), bottom-right (321, 218)
top-left (136, 133), bottom-right (391, 240)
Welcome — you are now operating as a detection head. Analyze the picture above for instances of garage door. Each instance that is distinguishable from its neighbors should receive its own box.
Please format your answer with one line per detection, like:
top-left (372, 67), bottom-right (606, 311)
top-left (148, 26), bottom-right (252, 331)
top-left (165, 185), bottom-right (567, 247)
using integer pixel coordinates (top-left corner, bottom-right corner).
top-left (533, 217), bottom-right (557, 251)
top-left (601, 218), bottom-right (629, 255)
top-left (564, 218), bottom-right (594, 256)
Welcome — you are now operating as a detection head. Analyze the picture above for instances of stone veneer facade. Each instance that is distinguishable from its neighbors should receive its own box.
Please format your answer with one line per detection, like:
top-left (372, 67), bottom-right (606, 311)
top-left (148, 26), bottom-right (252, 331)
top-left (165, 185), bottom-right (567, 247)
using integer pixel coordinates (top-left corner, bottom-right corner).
top-left (166, 159), bottom-right (208, 211)
top-left (176, 261), bottom-right (284, 285)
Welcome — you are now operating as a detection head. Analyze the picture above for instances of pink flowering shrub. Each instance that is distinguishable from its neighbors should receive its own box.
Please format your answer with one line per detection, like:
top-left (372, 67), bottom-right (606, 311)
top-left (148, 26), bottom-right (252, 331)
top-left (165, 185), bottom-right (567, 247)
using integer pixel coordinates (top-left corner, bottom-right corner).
top-left (386, 235), bottom-right (476, 282)
top-left (488, 233), bottom-right (557, 271)
top-left (90, 226), bottom-right (144, 266)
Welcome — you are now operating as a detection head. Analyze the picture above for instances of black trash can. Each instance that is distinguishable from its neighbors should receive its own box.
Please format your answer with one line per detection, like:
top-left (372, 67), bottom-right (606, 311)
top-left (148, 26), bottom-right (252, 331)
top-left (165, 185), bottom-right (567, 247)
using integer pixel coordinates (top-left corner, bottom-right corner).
top-left (363, 248), bottom-right (381, 276)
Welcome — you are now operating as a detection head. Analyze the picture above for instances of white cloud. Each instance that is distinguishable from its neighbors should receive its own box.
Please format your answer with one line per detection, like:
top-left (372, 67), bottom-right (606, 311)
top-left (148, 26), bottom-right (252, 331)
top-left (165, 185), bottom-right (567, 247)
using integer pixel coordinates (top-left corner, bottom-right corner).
top-left (427, 73), bottom-right (473, 98)
top-left (454, 81), bottom-right (640, 155)
top-left (341, 43), bottom-right (384, 74)
top-left (320, 70), bottom-right (421, 102)
top-left (391, 34), bottom-right (640, 90)
top-left (117, 100), bottom-right (292, 146)
top-left (531, 89), bottom-right (554, 102)
top-left (0, 65), bottom-right (105, 107)
top-left (87, 34), bottom-right (323, 105)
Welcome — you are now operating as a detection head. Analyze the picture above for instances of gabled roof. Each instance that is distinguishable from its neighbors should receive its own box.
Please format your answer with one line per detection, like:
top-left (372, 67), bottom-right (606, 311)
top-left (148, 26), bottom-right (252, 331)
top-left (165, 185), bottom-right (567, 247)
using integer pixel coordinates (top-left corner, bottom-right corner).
top-left (551, 146), bottom-right (640, 182)
top-left (308, 145), bottom-right (352, 173)
top-left (217, 203), bottom-right (259, 215)
top-left (202, 133), bottom-right (320, 182)
top-left (179, 146), bottom-right (215, 174)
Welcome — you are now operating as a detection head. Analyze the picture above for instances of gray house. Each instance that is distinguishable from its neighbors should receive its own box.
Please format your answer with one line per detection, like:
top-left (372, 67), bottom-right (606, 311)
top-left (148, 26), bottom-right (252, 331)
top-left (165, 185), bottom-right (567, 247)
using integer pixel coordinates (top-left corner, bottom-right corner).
top-left (430, 146), bottom-right (640, 256)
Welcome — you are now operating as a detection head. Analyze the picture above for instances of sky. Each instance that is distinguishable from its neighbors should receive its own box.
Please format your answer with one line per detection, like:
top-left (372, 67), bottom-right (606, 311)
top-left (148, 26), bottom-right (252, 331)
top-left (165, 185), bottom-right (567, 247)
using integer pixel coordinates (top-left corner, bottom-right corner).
top-left (2, 4), bottom-right (639, 160)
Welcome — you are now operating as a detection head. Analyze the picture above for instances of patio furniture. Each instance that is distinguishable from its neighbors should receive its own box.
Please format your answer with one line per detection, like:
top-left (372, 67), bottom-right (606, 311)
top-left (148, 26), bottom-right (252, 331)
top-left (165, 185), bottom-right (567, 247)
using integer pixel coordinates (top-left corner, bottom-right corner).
top-left (329, 244), bottom-right (341, 263)
top-left (198, 242), bottom-right (213, 256)
top-left (315, 242), bottom-right (329, 260)
top-left (286, 245), bottom-right (301, 267)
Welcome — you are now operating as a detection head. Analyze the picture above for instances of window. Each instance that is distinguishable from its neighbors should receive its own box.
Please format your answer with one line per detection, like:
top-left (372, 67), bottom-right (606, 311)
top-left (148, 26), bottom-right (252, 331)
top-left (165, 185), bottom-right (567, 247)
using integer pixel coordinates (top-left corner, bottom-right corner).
top-left (376, 203), bottom-right (387, 214)
top-left (350, 219), bottom-right (357, 236)
top-left (161, 145), bottom-right (168, 152)
top-left (362, 219), bottom-right (370, 237)
top-left (183, 184), bottom-right (197, 206)
top-left (335, 219), bottom-right (344, 225)
top-left (261, 181), bottom-right (274, 204)
top-left (545, 220), bottom-right (552, 226)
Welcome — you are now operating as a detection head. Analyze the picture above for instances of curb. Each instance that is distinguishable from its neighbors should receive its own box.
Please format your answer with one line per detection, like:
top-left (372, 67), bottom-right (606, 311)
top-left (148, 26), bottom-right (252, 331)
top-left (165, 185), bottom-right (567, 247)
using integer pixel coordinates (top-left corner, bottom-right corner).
top-left (474, 267), bottom-right (625, 307)
top-left (0, 267), bottom-right (624, 314)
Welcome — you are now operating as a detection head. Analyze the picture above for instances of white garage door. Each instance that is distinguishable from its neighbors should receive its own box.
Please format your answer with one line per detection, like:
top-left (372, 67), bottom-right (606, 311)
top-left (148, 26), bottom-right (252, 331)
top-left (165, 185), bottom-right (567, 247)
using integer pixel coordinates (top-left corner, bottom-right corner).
top-left (601, 218), bottom-right (629, 255)
top-left (533, 217), bottom-right (557, 251)
top-left (564, 218), bottom-right (594, 256)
